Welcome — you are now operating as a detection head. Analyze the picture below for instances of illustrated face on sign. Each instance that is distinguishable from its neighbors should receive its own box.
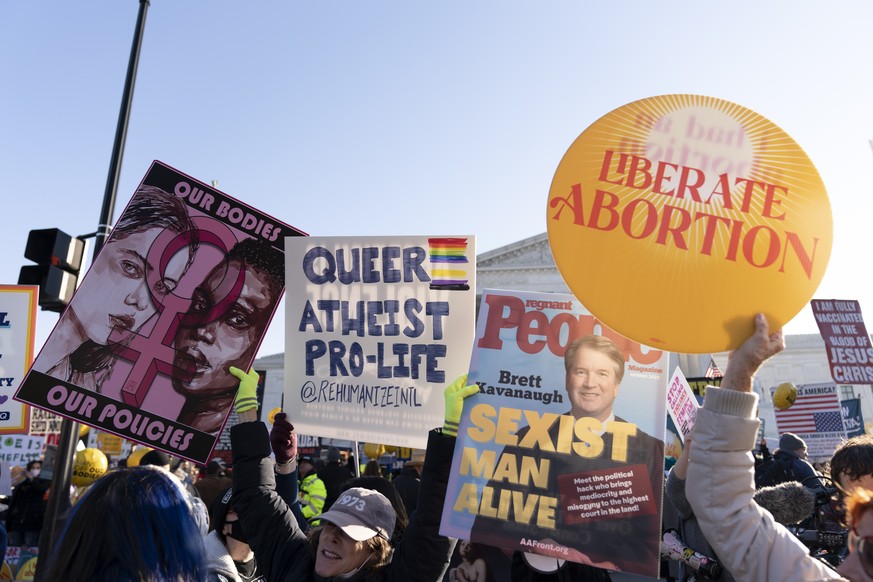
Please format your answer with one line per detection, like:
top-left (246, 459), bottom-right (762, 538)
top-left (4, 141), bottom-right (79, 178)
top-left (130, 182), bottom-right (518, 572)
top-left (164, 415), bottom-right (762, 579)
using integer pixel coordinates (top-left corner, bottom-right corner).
top-left (73, 228), bottom-right (188, 345)
top-left (172, 258), bottom-right (276, 399)
top-left (564, 340), bottom-right (624, 423)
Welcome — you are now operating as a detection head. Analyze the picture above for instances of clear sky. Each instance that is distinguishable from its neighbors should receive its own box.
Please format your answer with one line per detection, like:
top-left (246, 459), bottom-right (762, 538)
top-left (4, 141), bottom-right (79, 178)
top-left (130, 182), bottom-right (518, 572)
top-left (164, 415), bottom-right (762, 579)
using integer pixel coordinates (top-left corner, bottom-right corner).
top-left (2, 2), bottom-right (872, 360)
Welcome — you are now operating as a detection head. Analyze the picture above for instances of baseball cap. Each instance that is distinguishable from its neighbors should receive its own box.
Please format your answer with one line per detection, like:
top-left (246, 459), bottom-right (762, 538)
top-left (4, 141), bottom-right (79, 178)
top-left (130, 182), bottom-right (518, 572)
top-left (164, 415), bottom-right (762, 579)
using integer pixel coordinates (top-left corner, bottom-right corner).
top-left (299, 455), bottom-right (315, 465)
top-left (317, 487), bottom-right (396, 541)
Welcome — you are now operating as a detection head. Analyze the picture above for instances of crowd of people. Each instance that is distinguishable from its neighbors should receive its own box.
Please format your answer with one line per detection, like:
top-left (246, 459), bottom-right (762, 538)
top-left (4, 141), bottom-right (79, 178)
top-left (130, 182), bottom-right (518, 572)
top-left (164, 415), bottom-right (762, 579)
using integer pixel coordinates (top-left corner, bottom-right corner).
top-left (8, 314), bottom-right (873, 580)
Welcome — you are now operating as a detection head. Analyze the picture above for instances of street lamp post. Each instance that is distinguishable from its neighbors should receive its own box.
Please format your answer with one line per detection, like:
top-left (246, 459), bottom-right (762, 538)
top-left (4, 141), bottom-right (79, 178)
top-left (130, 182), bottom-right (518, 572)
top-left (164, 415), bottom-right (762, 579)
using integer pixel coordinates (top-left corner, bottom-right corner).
top-left (36, 0), bottom-right (151, 566)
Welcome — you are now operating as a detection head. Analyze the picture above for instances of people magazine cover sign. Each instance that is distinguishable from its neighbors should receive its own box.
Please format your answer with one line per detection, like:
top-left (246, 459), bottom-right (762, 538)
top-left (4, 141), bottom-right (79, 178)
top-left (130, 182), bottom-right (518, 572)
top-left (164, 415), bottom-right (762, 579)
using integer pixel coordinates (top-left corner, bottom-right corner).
top-left (14, 161), bottom-right (304, 464)
top-left (284, 235), bottom-right (475, 450)
top-left (439, 289), bottom-right (668, 578)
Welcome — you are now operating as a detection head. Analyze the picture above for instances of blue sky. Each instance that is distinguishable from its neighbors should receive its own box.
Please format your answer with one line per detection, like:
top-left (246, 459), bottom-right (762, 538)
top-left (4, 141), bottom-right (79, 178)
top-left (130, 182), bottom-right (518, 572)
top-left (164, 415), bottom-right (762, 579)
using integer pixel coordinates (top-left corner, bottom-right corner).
top-left (3, 2), bottom-right (873, 359)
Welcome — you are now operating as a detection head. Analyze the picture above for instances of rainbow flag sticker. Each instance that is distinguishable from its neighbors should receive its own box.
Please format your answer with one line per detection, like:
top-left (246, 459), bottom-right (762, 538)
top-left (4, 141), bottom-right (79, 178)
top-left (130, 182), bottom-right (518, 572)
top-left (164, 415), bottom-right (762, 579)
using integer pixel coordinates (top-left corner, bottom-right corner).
top-left (428, 237), bottom-right (470, 291)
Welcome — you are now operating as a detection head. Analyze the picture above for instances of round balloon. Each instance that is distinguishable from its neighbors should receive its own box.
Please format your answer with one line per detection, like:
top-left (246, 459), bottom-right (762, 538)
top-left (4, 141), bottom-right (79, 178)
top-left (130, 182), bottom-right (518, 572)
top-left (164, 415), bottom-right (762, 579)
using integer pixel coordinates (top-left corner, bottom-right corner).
top-left (773, 381), bottom-right (798, 410)
top-left (364, 443), bottom-right (386, 460)
top-left (72, 447), bottom-right (108, 487)
top-left (547, 94), bottom-right (832, 353)
top-left (126, 447), bottom-right (152, 467)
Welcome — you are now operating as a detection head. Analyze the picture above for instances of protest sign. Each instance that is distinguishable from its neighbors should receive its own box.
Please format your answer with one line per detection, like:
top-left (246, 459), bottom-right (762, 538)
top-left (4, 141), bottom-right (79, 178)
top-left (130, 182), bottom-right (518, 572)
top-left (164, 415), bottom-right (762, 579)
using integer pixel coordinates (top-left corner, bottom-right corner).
top-left (85, 429), bottom-right (130, 458)
top-left (440, 289), bottom-right (668, 578)
top-left (27, 407), bottom-right (61, 446)
top-left (666, 368), bottom-right (698, 442)
top-left (685, 375), bottom-right (721, 399)
top-left (842, 398), bottom-right (865, 439)
top-left (14, 161), bottom-right (304, 463)
top-left (772, 382), bottom-right (846, 458)
top-left (547, 94), bottom-right (832, 354)
top-left (284, 236), bottom-right (475, 449)
top-left (811, 299), bottom-right (873, 385)
top-left (0, 286), bottom-right (38, 435)
top-left (0, 434), bottom-right (44, 466)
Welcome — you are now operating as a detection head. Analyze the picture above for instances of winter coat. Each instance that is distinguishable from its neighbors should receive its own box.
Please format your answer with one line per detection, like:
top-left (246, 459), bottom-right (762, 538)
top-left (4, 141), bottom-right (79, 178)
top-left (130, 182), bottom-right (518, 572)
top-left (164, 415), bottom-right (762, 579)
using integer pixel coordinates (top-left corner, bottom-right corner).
top-left (685, 387), bottom-right (844, 581)
top-left (391, 467), bottom-right (421, 517)
top-left (204, 531), bottom-right (265, 582)
top-left (231, 422), bottom-right (456, 582)
top-left (5, 477), bottom-right (50, 533)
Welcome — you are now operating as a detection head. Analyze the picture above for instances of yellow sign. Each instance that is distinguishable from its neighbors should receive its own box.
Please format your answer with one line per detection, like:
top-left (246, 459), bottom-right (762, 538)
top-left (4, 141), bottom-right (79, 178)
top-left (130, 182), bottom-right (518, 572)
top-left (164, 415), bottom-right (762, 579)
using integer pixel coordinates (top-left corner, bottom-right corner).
top-left (16, 557), bottom-right (37, 581)
top-left (548, 94), bottom-right (832, 352)
top-left (95, 432), bottom-right (124, 456)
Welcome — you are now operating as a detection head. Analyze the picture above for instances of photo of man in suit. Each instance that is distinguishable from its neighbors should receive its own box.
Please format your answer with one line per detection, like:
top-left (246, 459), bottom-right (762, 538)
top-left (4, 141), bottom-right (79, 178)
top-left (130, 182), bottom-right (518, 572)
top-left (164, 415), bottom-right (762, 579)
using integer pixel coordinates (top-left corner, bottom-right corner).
top-left (469, 334), bottom-right (664, 574)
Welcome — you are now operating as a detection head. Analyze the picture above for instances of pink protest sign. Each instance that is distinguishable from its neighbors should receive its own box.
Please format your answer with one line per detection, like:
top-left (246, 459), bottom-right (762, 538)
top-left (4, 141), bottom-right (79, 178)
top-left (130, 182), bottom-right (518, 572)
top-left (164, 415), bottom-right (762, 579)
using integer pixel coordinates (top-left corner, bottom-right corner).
top-left (666, 368), bottom-right (698, 441)
top-left (15, 161), bottom-right (305, 463)
top-left (811, 299), bottom-right (873, 385)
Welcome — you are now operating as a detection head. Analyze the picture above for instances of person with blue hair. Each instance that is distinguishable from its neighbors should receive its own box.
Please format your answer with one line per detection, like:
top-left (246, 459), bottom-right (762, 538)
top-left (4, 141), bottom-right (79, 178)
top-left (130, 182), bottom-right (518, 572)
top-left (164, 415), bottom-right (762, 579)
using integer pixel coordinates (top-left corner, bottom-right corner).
top-left (37, 465), bottom-right (209, 581)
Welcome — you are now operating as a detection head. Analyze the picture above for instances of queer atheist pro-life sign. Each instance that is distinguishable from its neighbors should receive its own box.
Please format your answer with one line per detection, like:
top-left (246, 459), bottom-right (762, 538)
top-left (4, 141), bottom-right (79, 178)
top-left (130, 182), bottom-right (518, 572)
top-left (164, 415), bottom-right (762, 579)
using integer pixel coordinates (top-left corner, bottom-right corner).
top-left (284, 236), bottom-right (475, 450)
top-left (15, 161), bottom-right (304, 463)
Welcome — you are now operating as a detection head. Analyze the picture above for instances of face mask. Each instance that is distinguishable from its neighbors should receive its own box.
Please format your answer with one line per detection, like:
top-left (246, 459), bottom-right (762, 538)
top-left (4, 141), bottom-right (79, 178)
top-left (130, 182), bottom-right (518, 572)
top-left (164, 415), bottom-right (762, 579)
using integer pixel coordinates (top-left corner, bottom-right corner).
top-left (227, 519), bottom-right (247, 544)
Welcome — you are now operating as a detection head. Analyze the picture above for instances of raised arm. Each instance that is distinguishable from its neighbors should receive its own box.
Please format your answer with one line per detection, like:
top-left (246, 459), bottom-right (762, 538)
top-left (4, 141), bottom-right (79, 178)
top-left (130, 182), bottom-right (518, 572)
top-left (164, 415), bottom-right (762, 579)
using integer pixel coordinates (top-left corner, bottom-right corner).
top-left (685, 315), bottom-right (841, 580)
top-left (228, 367), bottom-right (313, 581)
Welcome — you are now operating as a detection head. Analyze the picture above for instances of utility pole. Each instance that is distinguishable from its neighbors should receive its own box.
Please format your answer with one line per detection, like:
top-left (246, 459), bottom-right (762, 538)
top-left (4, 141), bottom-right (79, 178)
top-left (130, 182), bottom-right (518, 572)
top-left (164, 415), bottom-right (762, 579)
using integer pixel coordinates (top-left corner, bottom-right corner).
top-left (37, 0), bottom-right (151, 566)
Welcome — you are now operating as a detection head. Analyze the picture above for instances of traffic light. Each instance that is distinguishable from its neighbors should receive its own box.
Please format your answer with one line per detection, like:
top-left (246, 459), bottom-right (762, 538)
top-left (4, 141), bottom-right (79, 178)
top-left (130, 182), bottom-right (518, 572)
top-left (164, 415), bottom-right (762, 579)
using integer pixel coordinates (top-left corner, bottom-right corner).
top-left (18, 228), bottom-right (85, 312)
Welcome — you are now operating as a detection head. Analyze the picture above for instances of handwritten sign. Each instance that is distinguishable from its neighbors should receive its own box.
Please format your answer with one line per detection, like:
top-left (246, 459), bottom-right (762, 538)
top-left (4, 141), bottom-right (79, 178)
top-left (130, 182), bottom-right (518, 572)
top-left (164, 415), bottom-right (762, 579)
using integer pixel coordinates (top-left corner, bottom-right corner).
top-left (284, 236), bottom-right (475, 449)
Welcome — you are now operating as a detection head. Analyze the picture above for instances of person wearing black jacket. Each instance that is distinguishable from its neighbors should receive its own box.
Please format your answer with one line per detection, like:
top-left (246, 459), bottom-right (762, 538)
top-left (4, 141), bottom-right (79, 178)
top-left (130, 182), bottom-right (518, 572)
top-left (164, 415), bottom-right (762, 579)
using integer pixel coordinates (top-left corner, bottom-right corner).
top-left (319, 447), bottom-right (355, 511)
top-left (229, 368), bottom-right (478, 581)
top-left (6, 460), bottom-right (49, 547)
top-left (392, 455), bottom-right (423, 517)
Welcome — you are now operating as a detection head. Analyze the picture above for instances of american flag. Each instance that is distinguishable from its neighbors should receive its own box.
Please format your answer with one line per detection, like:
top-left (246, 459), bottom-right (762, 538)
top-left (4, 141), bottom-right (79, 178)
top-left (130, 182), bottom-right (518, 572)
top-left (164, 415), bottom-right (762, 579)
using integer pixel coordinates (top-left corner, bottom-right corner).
top-left (704, 358), bottom-right (723, 379)
top-left (774, 389), bottom-right (845, 434)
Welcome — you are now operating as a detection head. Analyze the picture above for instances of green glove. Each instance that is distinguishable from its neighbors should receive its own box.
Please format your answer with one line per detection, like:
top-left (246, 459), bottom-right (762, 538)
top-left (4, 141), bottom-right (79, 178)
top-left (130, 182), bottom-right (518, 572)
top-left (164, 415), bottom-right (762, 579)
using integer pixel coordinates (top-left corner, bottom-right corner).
top-left (230, 366), bottom-right (260, 414)
top-left (443, 374), bottom-right (480, 437)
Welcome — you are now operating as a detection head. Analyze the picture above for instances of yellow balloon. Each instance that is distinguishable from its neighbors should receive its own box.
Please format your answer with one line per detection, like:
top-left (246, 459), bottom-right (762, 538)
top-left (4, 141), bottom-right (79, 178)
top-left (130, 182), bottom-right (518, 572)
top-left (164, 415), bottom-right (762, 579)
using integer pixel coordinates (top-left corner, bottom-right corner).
top-left (383, 445), bottom-right (398, 454)
top-left (127, 447), bottom-right (152, 467)
top-left (773, 382), bottom-right (798, 410)
top-left (268, 407), bottom-right (283, 425)
top-left (79, 424), bottom-right (90, 439)
top-left (363, 443), bottom-right (386, 459)
top-left (72, 448), bottom-right (108, 487)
